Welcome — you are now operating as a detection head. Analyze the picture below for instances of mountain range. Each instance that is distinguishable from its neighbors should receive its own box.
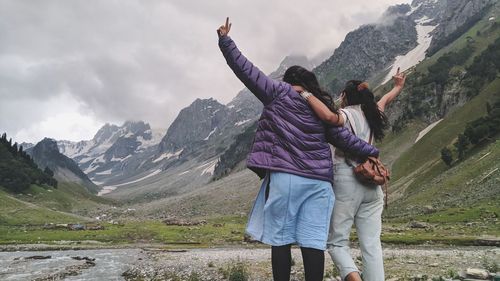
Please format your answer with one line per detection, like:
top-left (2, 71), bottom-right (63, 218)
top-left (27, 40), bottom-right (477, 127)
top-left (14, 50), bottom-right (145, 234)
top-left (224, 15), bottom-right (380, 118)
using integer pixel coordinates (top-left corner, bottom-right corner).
top-left (14, 0), bottom-right (499, 219)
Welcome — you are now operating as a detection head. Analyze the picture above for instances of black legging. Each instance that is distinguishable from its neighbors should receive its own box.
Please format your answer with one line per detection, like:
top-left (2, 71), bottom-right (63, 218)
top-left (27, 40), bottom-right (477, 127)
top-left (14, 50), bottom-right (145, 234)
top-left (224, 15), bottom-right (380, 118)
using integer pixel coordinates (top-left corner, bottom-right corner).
top-left (271, 245), bottom-right (324, 281)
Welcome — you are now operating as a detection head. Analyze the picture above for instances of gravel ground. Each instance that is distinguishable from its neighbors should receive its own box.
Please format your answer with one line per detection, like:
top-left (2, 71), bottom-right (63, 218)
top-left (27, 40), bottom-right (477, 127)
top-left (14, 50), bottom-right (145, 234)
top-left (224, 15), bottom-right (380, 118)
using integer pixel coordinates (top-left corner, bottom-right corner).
top-left (124, 245), bottom-right (500, 280)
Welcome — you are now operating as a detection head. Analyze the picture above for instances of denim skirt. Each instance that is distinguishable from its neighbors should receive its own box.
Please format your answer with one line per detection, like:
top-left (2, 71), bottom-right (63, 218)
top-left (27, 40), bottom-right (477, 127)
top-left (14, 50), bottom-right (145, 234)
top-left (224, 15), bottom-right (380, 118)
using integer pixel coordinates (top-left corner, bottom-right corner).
top-left (246, 172), bottom-right (335, 250)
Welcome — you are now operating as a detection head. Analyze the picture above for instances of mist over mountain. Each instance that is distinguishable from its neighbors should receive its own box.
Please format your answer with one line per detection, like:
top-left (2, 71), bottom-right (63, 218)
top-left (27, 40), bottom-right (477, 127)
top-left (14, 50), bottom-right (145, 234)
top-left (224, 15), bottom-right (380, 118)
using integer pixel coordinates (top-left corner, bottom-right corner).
top-left (314, 1), bottom-right (420, 94)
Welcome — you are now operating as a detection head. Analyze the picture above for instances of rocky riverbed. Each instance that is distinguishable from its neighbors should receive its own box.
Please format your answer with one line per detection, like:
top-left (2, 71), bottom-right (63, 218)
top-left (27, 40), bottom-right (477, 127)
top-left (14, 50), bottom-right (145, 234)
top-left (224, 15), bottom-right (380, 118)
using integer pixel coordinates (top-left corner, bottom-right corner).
top-left (124, 245), bottom-right (499, 280)
top-left (0, 245), bottom-right (498, 280)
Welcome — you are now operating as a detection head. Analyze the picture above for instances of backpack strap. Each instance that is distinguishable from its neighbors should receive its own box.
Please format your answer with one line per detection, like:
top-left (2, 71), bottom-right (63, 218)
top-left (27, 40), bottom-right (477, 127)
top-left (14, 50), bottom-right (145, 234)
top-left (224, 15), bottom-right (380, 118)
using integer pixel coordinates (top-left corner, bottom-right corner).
top-left (341, 109), bottom-right (358, 136)
top-left (342, 110), bottom-right (357, 168)
top-left (343, 109), bottom-right (387, 208)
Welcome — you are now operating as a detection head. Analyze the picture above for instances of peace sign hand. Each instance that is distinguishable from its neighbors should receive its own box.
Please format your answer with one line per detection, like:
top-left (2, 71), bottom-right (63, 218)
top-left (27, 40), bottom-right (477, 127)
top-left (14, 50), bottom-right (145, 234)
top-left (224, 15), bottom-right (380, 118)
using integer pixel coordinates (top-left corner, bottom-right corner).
top-left (217, 17), bottom-right (232, 37)
top-left (392, 67), bottom-right (406, 88)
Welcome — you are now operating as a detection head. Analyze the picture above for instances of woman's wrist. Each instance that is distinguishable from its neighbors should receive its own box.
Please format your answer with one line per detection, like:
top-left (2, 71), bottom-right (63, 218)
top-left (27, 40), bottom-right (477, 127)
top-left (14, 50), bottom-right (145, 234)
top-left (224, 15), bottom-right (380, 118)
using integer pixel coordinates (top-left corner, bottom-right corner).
top-left (300, 91), bottom-right (313, 101)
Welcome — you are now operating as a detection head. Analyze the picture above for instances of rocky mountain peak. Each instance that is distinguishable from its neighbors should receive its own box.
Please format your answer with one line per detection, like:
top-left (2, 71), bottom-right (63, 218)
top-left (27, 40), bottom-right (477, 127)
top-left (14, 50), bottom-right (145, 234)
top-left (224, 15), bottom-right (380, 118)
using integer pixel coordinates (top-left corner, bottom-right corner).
top-left (27, 138), bottom-right (98, 193)
top-left (383, 3), bottom-right (412, 17)
top-left (123, 120), bottom-right (150, 133)
top-left (35, 138), bottom-right (60, 153)
top-left (428, 0), bottom-right (494, 55)
top-left (93, 123), bottom-right (120, 144)
top-left (314, 12), bottom-right (417, 94)
top-left (158, 98), bottom-right (229, 153)
top-left (20, 142), bottom-right (35, 151)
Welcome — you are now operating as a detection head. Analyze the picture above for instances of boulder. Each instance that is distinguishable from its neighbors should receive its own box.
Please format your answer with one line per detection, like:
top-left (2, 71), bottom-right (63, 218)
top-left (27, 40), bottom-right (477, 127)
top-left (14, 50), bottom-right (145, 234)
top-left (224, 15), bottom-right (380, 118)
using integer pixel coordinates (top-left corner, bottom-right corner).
top-left (465, 268), bottom-right (490, 279)
top-left (408, 221), bottom-right (430, 229)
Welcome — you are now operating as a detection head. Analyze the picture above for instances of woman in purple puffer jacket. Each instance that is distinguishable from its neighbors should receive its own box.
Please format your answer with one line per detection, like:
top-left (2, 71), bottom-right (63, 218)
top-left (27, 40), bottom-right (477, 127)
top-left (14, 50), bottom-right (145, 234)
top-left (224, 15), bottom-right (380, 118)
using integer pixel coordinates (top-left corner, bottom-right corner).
top-left (217, 18), bottom-right (379, 281)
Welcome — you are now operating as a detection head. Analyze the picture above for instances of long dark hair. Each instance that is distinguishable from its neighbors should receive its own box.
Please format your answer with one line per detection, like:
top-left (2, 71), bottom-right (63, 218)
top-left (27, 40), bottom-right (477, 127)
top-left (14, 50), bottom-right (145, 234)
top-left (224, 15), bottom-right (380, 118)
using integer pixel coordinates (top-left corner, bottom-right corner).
top-left (343, 80), bottom-right (388, 141)
top-left (283, 65), bottom-right (336, 112)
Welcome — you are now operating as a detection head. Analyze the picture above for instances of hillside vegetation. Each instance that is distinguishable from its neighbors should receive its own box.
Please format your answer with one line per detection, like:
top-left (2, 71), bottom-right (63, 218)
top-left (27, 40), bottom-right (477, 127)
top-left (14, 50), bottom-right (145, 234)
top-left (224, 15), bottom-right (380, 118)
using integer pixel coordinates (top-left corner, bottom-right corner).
top-left (373, 4), bottom-right (500, 225)
top-left (0, 133), bottom-right (57, 192)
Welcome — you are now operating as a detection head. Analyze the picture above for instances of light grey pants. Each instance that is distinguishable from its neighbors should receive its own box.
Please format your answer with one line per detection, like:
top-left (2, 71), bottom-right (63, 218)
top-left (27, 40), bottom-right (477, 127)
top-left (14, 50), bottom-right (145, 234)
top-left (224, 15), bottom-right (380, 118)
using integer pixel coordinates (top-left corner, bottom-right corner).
top-left (327, 163), bottom-right (384, 281)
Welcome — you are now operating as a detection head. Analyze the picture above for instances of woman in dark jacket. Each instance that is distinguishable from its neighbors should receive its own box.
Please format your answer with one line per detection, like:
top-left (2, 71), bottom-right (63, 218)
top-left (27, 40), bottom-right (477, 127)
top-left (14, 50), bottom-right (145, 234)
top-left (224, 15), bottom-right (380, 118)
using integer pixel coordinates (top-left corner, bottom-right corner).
top-left (217, 18), bottom-right (379, 281)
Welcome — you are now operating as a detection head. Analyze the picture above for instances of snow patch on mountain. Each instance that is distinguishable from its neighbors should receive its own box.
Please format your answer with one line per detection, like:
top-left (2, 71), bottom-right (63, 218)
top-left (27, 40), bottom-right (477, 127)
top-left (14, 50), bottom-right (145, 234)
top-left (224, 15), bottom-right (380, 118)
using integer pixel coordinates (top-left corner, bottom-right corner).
top-left (79, 157), bottom-right (94, 163)
top-left (84, 164), bottom-right (99, 175)
top-left (415, 119), bottom-right (443, 143)
top-left (204, 127), bottom-right (217, 141)
top-left (382, 16), bottom-right (437, 84)
top-left (137, 130), bottom-right (163, 150)
top-left (406, 3), bottom-right (422, 16)
top-left (93, 155), bottom-right (106, 164)
top-left (152, 149), bottom-right (184, 163)
top-left (97, 186), bottom-right (117, 196)
top-left (115, 169), bottom-right (163, 187)
top-left (201, 159), bottom-right (218, 176)
top-left (235, 119), bottom-right (252, 126)
top-left (95, 169), bottom-right (113, 175)
top-left (111, 155), bottom-right (132, 162)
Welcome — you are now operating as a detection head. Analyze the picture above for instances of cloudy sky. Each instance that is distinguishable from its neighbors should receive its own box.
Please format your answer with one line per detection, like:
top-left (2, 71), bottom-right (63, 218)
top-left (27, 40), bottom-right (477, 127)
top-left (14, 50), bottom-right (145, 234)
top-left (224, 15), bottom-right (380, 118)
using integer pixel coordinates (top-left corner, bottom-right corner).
top-left (0, 0), bottom-right (409, 143)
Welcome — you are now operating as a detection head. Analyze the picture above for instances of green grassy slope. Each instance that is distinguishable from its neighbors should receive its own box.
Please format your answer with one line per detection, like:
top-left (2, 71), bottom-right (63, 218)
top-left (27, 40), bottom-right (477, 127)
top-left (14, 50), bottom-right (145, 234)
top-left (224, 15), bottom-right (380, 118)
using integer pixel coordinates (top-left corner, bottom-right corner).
top-left (377, 78), bottom-right (499, 242)
top-left (13, 182), bottom-right (115, 215)
top-left (380, 139), bottom-right (499, 245)
top-left (382, 78), bottom-right (499, 220)
top-left (371, 4), bottom-right (500, 236)
top-left (0, 188), bottom-right (87, 226)
top-left (0, 181), bottom-right (116, 226)
top-left (391, 79), bottom-right (499, 181)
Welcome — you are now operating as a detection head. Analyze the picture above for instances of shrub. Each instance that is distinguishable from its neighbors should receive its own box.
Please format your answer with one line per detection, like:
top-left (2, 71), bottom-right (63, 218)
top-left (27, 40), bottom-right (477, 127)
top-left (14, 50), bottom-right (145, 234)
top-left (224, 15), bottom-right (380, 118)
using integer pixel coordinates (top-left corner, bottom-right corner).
top-left (440, 147), bottom-right (453, 166)
top-left (188, 271), bottom-right (202, 281)
top-left (219, 261), bottom-right (249, 281)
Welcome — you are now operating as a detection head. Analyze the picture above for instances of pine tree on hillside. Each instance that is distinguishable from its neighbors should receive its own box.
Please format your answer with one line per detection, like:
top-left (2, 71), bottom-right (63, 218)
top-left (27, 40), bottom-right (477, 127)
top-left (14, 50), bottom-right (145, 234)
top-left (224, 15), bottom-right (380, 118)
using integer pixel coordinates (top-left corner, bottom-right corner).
top-left (43, 167), bottom-right (54, 177)
top-left (12, 142), bottom-right (18, 156)
top-left (441, 147), bottom-right (453, 167)
top-left (454, 134), bottom-right (469, 160)
top-left (0, 132), bottom-right (58, 192)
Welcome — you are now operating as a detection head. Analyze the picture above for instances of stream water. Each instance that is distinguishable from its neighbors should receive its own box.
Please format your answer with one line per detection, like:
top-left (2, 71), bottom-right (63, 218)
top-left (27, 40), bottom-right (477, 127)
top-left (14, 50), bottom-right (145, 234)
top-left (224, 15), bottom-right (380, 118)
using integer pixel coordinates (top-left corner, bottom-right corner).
top-left (0, 248), bottom-right (141, 281)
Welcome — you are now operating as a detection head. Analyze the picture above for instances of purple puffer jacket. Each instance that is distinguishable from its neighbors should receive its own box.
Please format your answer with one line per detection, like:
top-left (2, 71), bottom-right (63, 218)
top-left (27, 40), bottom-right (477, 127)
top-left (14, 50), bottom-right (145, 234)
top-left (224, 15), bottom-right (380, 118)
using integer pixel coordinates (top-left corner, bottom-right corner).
top-left (219, 35), bottom-right (379, 183)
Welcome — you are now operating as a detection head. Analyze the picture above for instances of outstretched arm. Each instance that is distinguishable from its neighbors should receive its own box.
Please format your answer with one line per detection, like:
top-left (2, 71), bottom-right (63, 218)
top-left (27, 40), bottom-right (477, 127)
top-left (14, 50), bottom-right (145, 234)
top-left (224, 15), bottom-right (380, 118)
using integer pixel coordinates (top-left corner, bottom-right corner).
top-left (218, 18), bottom-right (283, 105)
top-left (326, 126), bottom-right (379, 158)
top-left (378, 67), bottom-right (406, 112)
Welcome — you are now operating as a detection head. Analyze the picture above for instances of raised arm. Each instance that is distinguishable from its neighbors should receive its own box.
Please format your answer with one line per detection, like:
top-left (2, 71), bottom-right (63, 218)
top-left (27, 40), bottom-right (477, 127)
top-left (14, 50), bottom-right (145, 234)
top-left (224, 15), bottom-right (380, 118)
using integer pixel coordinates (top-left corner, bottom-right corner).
top-left (218, 18), bottom-right (283, 105)
top-left (377, 67), bottom-right (406, 112)
top-left (326, 126), bottom-right (379, 158)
